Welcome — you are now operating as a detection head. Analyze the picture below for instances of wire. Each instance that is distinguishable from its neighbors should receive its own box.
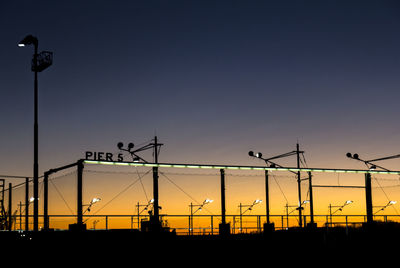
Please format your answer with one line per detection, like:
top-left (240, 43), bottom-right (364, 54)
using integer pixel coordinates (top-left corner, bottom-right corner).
top-left (372, 175), bottom-right (400, 216)
top-left (270, 172), bottom-right (289, 203)
top-left (159, 171), bottom-right (215, 216)
top-left (50, 180), bottom-right (74, 215)
top-left (91, 169), bottom-right (152, 215)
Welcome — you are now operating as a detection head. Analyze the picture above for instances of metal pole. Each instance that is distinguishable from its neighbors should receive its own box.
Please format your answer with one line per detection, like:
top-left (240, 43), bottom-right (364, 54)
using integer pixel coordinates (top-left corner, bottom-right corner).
top-left (308, 171), bottom-right (314, 226)
top-left (8, 183), bottom-right (12, 231)
top-left (137, 202), bottom-right (140, 230)
top-left (239, 203), bottom-right (242, 232)
top-left (33, 42), bottom-right (39, 232)
top-left (19, 201), bottom-right (22, 231)
top-left (77, 160), bottom-right (84, 227)
top-left (296, 143), bottom-right (302, 228)
top-left (189, 202), bottom-right (193, 235)
top-left (152, 136), bottom-right (160, 228)
top-left (265, 170), bottom-right (270, 224)
top-left (286, 203), bottom-right (289, 228)
top-left (365, 173), bottom-right (373, 224)
top-left (43, 171), bottom-right (49, 230)
top-left (220, 169), bottom-right (226, 225)
top-left (25, 177), bottom-right (29, 231)
top-left (152, 166), bottom-right (159, 226)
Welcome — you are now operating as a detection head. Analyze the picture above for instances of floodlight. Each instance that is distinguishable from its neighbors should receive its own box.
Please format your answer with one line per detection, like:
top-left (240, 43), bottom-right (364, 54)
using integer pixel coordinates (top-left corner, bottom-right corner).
top-left (117, 142), bottom-right (123, 149)
top-left (18, 35), bottom-right (37, 47)
top-left (91, 198), bottom-right (101, 204)
top-left (248, 151), bottom-right (254, 157)
top-left (256, 152), bottom-right (262, 158)
top-left (345, 200), bottom-right (353, 205)
top-left (369, 165), bottom-right (377, 171)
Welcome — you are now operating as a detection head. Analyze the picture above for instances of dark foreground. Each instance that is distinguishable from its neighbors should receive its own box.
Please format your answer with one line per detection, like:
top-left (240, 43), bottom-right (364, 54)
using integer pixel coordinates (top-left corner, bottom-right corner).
top-left (1, 222), bottom-right (399, 264)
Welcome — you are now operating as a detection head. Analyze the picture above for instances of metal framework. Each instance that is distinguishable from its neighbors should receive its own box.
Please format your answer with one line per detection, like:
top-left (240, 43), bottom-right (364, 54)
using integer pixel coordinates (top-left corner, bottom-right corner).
top-left (83, 160), bottom-right (400, 174)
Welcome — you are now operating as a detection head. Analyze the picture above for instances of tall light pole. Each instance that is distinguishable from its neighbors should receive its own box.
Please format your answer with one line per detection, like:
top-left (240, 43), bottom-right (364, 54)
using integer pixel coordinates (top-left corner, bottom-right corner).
top-left (248, 144), bottom-right (305, 228)
top-left (18, 35), bottom-right (52, 231)
top-left (328, 200), bottom-right (353, 227)
top-left (238, 199), bottom-right (262, 233)
top-left (189, 199), bottom-right (213, 235)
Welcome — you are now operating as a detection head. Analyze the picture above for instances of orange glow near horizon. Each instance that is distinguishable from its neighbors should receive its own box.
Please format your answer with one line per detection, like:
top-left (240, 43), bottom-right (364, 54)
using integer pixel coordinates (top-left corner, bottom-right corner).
top-left (6, 163), bottom-right (400, 233)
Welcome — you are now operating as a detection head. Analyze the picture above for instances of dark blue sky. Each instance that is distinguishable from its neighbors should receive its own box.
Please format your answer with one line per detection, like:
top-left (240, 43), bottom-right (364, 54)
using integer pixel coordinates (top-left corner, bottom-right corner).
top-left (2, 0), bottom-right (400, 177)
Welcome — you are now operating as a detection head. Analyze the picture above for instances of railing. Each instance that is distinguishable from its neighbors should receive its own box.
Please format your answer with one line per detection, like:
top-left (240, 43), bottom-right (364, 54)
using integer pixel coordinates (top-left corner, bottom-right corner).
top-left (8, 214), bottom-right (400, 235)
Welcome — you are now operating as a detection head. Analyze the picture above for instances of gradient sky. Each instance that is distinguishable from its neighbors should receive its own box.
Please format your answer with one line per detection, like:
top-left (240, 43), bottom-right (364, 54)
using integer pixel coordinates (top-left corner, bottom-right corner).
top-left (2, 1), bottom-right (400, 225)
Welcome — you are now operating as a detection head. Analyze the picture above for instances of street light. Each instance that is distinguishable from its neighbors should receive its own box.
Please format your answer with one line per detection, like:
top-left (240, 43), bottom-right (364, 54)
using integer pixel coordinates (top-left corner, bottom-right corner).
top-left (238, 199), bottom-right (262, 233)
top-left (346, 152), bottom-right (391, 171)
top-left (284, 200), bottom-right (309, 229)
top-left (83, 197), bottom-right (101, 214)
top-left (189, 199), bottom-right (214, 235)
top-left (249, 144), bottom-right (306, 228)
top-left (18, 35), bottom-right (53, 232)
top-left (328, 200), bottom-right (353, 227)
top-left (136, 199), bottom-right (155, 229)
top-left (374, 200), bottom-right (397, 214)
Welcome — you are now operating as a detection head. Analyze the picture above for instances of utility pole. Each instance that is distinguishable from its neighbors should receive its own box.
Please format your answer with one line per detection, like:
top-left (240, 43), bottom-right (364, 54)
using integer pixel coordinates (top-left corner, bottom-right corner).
top-left (219, 169), bottom-right (229, 235)
top-left (296, 143), bottom-right (302, 228)
top-left (308, 172), bottom-right (315, 227)
top-left (25, 177), bottom-right (29, 231)
top-left (365, 173), bottom-right (373, 225)
top-left (152, 136), bottom-right (160, 229)
top-left (8, 183), bottom-right (12, 231)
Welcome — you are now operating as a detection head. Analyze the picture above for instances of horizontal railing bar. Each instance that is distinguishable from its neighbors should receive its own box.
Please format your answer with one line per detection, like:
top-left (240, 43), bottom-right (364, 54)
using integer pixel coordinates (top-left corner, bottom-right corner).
top-left (83, 160), bottom-right (400, 174)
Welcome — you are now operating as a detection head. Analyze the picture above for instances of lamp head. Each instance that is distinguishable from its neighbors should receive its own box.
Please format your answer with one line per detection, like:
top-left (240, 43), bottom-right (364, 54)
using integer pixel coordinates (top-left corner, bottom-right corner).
top-left (128, 143), bottom-right (134, 150)
top-left (256, 152), bottom-right (262, 158)
top-left (346, 152), bottom-right (352, 158)
top-left (91, 198), bottom-right (101, 204)
top-left (369, 165), bottom-right (377, 171)
top-left (248, 151), bottom-right (254, 157)
top-left (18, 35), bottom-right (38, 47)
top-left (117, 142), bottom-right (124, 149)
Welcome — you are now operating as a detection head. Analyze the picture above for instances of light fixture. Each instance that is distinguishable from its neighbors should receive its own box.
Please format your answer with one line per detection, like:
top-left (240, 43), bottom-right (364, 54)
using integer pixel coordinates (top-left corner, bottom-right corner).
top-left (18, 35), bottom-right (38, 47)
top-left (91, 197), bottom-right (101, 204)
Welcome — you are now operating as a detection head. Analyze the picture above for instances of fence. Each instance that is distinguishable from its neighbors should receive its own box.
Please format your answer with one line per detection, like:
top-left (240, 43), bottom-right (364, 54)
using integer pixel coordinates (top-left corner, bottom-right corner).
top-left (2, 160), bottom-right (400, 233)
top-left (8, 214), bottom-right (400, 235)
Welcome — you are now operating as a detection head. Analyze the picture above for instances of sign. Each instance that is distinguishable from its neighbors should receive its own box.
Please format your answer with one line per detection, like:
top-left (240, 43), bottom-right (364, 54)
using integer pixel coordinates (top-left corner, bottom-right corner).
top-left (85, 151), bottom-right (123, 162)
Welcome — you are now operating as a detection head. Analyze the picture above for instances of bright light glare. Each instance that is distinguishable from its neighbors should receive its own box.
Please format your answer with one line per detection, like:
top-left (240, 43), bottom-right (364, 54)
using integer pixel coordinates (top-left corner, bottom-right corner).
top-left (389, 201), bottom-right (397, 205)
top-left (29, 197), bottom-right (35, 202)
top-left (254, 199), bottom-right (262, 204)
top-left (346, 200), bottom-right (353, 204)
top-left (18, 43), bottom-right (25, 47)
top-left (91, 198), bottom-right (101, 203)
top-left (204, 199), bottom-right (214, 204)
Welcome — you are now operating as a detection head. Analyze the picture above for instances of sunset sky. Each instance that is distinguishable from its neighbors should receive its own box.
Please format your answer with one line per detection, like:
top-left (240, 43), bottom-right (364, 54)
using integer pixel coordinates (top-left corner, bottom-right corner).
top-left (2, 0), bottom-right (400, 229)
